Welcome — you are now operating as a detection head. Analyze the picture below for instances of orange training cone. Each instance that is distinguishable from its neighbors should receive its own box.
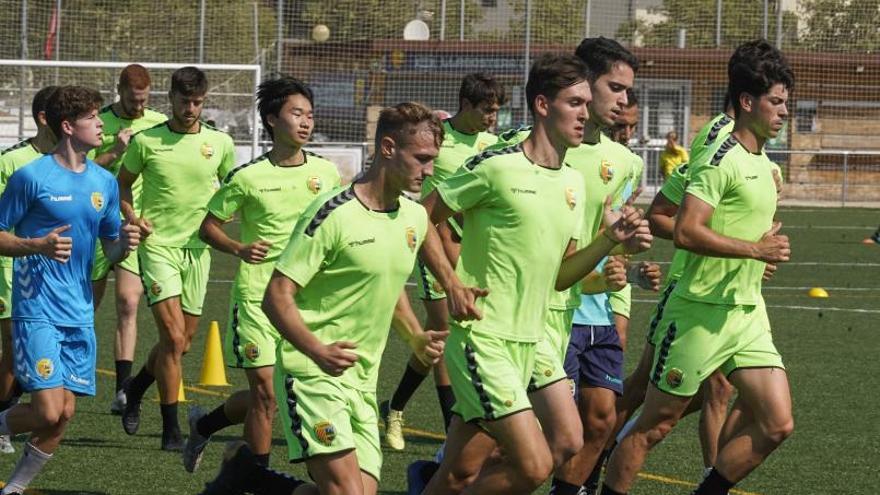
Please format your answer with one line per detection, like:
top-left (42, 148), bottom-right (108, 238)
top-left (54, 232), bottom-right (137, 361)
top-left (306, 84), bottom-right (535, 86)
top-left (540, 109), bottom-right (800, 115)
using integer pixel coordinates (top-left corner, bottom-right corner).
top-left (199, 320), bottom-right (230, 386)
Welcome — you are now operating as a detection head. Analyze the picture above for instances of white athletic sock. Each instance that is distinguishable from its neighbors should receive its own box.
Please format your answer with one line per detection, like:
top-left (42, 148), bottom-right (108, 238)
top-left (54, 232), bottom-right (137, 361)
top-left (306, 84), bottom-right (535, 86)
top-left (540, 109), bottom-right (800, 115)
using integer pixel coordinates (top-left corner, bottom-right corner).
top-left (1, 442), bottom-right (52, 494)
top-left (0, 409), bottom-right (11, 436)
top-left (617, 410), bottom-right (641, 443)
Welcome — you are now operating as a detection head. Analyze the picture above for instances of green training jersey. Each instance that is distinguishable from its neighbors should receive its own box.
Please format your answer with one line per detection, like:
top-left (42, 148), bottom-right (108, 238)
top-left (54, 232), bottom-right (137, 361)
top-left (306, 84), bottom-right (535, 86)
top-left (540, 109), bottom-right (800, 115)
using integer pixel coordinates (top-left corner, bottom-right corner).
top-left (274, 185), bottom-right (428, 389)
top-left (436, 143), bottom-right (585, 342)
top-left (677, 136), bottom-right (778, 306)
top-left (557, 135), bottom-right (637, 309)
top-left (0, 140), bottom-right (43, 267)
top-left (689, 113), bottom-right (734, 166)
top-left (123, 122), bottom-right (236, 248)
top-left (421, 120), bottom-right (496, 199)
top-left (207, 151), bottom-right (341, 301)
top-left (89, 105), bottom-right (167, 215)
top-left (658, 163), bottom-right (691, 285)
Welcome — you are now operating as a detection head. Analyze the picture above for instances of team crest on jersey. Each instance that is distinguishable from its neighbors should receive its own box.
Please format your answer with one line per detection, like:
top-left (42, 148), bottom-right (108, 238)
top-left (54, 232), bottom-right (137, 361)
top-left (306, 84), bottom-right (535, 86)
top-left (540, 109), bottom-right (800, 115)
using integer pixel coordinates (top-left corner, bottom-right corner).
top-left (36, 358), bottom-right (54, 379)
top-left (307, 176), bottom-right (322, 194)
top-left (666, 368), bottom-right (684, 388)
top-left (600, 160), bottom-right (614, 184)
top-left (150, 282), bottom-right (162, 297)
top-left (200, 142), bottom-right (214, 159)
top-left (314, 420), bottom-right (336, 446)
top-left (565, 187), bottom-right (577, 210)
top-left (91, 192), bottom-right (104, 211)
top-left (477, 141), bottom-right (490, 151)
top-left (405, 227), bottom-right (417, 252)
top-left (244, 343), bottom-right (260, 361)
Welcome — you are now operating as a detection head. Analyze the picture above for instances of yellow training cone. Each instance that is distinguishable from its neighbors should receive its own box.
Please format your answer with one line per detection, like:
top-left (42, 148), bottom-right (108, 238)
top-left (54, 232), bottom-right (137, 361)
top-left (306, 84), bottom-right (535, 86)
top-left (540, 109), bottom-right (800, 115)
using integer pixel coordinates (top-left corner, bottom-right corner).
top-left (808, 287), bottom-right (829, 298)
top-left (199, 320), bottom-right (230, 386)
top-left (154, 377), bottom-right (187, 402)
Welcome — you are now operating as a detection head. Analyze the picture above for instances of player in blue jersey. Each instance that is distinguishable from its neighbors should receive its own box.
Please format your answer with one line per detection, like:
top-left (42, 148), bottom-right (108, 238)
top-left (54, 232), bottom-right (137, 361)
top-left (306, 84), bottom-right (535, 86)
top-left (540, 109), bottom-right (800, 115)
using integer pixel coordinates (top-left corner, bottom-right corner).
top-left (0, 86), bottom-right (140, 494)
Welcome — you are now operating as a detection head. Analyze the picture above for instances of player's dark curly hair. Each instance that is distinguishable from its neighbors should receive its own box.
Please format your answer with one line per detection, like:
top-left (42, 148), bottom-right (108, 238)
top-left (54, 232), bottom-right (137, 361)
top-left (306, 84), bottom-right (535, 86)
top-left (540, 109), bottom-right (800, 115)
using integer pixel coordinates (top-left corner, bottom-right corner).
top-left (525, 53), bottom-right (590, 116)
top-left (575, 37), bottom-right (640, 81)
top-left (257, 77), bottom-right (314, 139)
top-left (171, 66), bottom-right (208, 96)
top-left (45, 85), bottom-right (102, 138)
top-left (375, 102), bottom-right (444, 151)
top-left (459, 72), bottom-right (508, 109)
top-left (727, 39), bottom-right (794, 117)
top-left (31, 85), bottom-right (60, 126)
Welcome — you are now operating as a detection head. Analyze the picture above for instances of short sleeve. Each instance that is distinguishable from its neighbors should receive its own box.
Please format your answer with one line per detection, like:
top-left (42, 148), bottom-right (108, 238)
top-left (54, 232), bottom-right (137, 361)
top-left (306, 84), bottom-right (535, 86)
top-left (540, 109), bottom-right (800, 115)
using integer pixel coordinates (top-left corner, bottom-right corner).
top-left (0, 169), bottom-right (36, 232)
top-left (99, 178), bottom-right (122, 240)
top-left (685, 162), bottom-right (734, 209)
top-left (435, 161), bottom-right (493, 213)
top-left (218, 137), bottom-right (237, 179)
top-left (122, 135), bottom-right (145, 175)
top-left (659, 164), bottom-right (689, 206)
top-left (274, 210), bottom-right (340, 289)
top-left (207, 179), bottom-right (246, 221)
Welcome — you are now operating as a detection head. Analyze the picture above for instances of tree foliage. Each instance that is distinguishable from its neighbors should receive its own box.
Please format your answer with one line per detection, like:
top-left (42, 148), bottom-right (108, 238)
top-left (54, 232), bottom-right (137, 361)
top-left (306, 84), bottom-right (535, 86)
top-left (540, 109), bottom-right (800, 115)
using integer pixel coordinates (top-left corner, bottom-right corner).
top-left (797, 0), bottom-right (880, 53)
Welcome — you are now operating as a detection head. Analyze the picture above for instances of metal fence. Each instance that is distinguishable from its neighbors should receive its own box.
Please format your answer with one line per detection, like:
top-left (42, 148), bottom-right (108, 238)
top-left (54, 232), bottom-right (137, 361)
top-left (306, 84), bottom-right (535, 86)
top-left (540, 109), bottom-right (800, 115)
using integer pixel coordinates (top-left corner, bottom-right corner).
top-left (1, 0), bottom-right (879, 205)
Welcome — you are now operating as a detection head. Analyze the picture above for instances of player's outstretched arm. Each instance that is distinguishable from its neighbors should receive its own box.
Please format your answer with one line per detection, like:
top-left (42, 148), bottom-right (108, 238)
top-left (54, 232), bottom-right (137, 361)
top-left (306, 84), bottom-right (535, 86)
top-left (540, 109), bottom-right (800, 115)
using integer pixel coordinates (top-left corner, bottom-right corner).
top-left (392, 290), bottom-right (448, 366)
top-left (418, 222), bottom-right (487, 322)
top-left (0, 227), bottom-right (72, 262)
top-left (675, 193), bottom-right (790, 263)
top-left (199, 212), bottom-right (271, 264)
top-left (101, 222), bottom-right (141, 265)
top-left (262, 271), bottom-right (358, 377)
top-left (648, 192), bottom-right (679, 240)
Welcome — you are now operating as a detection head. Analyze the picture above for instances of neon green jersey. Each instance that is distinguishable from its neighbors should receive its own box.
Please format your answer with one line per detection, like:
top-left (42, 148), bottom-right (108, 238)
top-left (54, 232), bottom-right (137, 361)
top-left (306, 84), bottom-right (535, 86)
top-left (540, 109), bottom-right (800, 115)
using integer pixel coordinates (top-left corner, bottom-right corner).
top-left (677, 136), bottom-right (778, 306)
top-left (88, 105), bottom-right (167, 217)
top-left (421, 120), bottom-right (496, 199)
top-left (559, 135), bottom-right (637, 310)
top-left (0, 140), bottom-right (43, 267)
top-left (207, 152), bottom-right (341, 301)
top-left (436, 143), bottom-right (585, 342)
top-left (689, 113), bottom-right (734, 165)
top-left (123, 122), bottom-right (236, 247)
top-left (274, 186), bottom-right (428, 389)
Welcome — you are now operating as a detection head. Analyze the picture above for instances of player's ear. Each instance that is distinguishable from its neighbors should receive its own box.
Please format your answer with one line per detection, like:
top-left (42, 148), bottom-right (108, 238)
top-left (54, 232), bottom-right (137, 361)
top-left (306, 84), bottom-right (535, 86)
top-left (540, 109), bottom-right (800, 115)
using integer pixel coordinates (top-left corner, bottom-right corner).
top-left (534, 94), bottom-right (550, 118)
top-left (380, 135), bottom-right (396, 159)
top-left (60, 118), bottom-right (75, 136)
top-left (36, 111), bottom-right (49, 128)
top-left (266, 113), bottom-right (277, 131)
top-left (739, 92), bottom-right (754, 114)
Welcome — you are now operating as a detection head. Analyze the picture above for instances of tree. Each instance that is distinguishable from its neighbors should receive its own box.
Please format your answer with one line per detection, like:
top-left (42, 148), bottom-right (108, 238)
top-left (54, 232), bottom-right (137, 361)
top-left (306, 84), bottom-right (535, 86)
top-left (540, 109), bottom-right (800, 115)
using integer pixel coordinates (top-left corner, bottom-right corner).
top-left (797, 0), bottom-right (880, 53)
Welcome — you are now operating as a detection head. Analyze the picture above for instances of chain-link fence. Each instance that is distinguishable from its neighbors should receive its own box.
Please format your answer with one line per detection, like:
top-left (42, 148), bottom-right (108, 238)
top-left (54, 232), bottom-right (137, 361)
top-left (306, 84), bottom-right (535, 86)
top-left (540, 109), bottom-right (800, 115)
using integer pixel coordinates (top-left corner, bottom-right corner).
top-left (1, 0), bottom-right (879, 203)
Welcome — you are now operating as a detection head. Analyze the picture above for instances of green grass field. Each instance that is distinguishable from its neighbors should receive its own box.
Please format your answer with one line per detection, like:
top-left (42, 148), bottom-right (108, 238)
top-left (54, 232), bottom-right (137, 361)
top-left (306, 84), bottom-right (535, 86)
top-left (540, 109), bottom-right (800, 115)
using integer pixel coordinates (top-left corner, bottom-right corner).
top-left (1, 206), bottom-right (878, 494)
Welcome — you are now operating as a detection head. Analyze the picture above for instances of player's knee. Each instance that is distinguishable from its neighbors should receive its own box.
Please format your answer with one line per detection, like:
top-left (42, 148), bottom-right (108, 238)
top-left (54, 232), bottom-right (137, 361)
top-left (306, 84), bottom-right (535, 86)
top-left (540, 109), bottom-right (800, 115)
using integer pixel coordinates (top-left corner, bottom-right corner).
top-left (443, 462), bottom-right (481, 491)
top-left (319, 477), bottom-right (362, 495)
top-left (252, 383), bottom-right (275, 414)
top-left (160, 332), bottom-right (187, 356)
top-left (514, 451), bottom-right (554, 489)
top-left (586, 406), bottom-right (616, 439)
top-left (116, 291), bottom-right (140, 321)
top-left (762, 416), bottom-right (794, 446)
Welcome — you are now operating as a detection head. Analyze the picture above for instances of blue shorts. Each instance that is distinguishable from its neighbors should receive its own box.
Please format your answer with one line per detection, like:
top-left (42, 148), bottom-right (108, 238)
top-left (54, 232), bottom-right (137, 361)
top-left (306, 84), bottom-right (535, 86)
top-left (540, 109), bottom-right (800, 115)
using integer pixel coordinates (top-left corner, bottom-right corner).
top-left (13, 320), bottom-right (97, 396)
top-left (564, 324), bottom-right (624, 395)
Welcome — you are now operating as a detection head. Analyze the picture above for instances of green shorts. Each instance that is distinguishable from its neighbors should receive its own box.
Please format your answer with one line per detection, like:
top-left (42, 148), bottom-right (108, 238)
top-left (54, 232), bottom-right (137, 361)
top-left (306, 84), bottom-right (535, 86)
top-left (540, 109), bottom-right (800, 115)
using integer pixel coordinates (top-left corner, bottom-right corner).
top-left (446, 325), bottom-right (535, 423)
top-left (0, 264), bottom-right (11, 319)
top-left (650, 293), bottom-right (784, 397)
top-left (224, 296), bottom-right (280, 368)
top-left (274, 371), bottom-right (381, 481)
top-left (415, 259), bottom-right (446, 301)
top-left (608, 284), bottom-right (632, 319)
top-left (139, 244), bottom-right (211, 315)
top-left (645, 280), bottom-right (678, 345)
top-left (530, 308), bottom-right (573, 391)
top-left (91, 242), bottom-right (139, 281)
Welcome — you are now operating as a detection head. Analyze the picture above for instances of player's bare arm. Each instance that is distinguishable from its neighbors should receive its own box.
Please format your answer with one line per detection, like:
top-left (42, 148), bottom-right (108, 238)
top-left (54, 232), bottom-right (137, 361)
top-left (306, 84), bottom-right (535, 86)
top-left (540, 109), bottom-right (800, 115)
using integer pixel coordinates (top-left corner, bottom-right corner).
top-left (262, 271), bottom-right (358, 377)
top-left (116, 167), bottom-right (152, 238)
top-left (100, 222), bottom-right (142, 265)
top-left (93, 128), bottom-right (134, 167)
top-left (391, 290), bottom-right (447, 366)
top-left (647, 191), bottom-right (679, 240)
top-left (199, 212), bottom-right (271, 264)
top-left (0, 226), bottom-right (73, 263)
top-left (675, 193), bottom-right (790, 263)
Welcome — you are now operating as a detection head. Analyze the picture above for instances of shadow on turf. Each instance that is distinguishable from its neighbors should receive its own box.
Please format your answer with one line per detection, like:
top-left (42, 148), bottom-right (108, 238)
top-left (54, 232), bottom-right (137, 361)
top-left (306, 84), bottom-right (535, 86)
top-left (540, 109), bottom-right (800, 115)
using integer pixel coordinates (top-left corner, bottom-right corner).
top-left (41, 491), bottom-right (109, 495)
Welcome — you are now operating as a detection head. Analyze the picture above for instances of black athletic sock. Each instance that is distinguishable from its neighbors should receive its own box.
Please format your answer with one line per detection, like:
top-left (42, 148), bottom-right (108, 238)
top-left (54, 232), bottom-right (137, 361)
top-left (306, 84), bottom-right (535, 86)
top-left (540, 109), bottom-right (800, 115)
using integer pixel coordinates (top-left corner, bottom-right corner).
top-left (253, 453), bottom-right (270, 467)
top-left (584, 448), bottom-right (613, 492)
top-left (196, 404), bottom-right (234, 438)
top-left (550, 477), bottom-right (582, 495)
top-left (435, 385), bottom-right (455, 431)
top-left (229, 443), bottom-right (304, 494)
top-left (115, 360), bottom-right (133, 393)
top-left (127, 366), bottom-right (155, 403)
top-left (160, 402), bottom-right (180, 434)
top-left (10, 380), bottom-right (22, 401)
top-left (600, 483), bottom-right (626, 495)
top-left (390, 363), bottom-right (428, 411)
top-left (691, 467), bottom-right (734, 495)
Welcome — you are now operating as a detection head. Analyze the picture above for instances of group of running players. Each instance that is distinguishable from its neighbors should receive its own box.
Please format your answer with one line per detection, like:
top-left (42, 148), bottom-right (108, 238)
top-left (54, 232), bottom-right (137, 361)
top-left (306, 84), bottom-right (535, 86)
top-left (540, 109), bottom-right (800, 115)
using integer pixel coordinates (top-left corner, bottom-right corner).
top-left (0, 35), bottom-right (796, 495)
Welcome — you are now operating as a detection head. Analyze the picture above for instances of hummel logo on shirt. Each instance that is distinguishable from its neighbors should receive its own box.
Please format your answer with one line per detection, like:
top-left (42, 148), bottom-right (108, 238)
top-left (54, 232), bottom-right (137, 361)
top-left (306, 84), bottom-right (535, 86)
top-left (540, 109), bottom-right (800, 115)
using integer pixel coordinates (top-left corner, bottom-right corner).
top-left (510, 187), bottom-right (537, 195)
top-left (349, 238), bottom-right (376, 247)
top-left (50, 195), bottom-right (72, 202)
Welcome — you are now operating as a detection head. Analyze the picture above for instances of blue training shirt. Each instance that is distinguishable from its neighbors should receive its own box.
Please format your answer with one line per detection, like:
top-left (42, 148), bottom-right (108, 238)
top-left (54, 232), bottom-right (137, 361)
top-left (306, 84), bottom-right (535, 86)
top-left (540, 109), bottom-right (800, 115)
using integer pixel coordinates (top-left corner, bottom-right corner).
top-left (0, 155), bottom-right (121, 326)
